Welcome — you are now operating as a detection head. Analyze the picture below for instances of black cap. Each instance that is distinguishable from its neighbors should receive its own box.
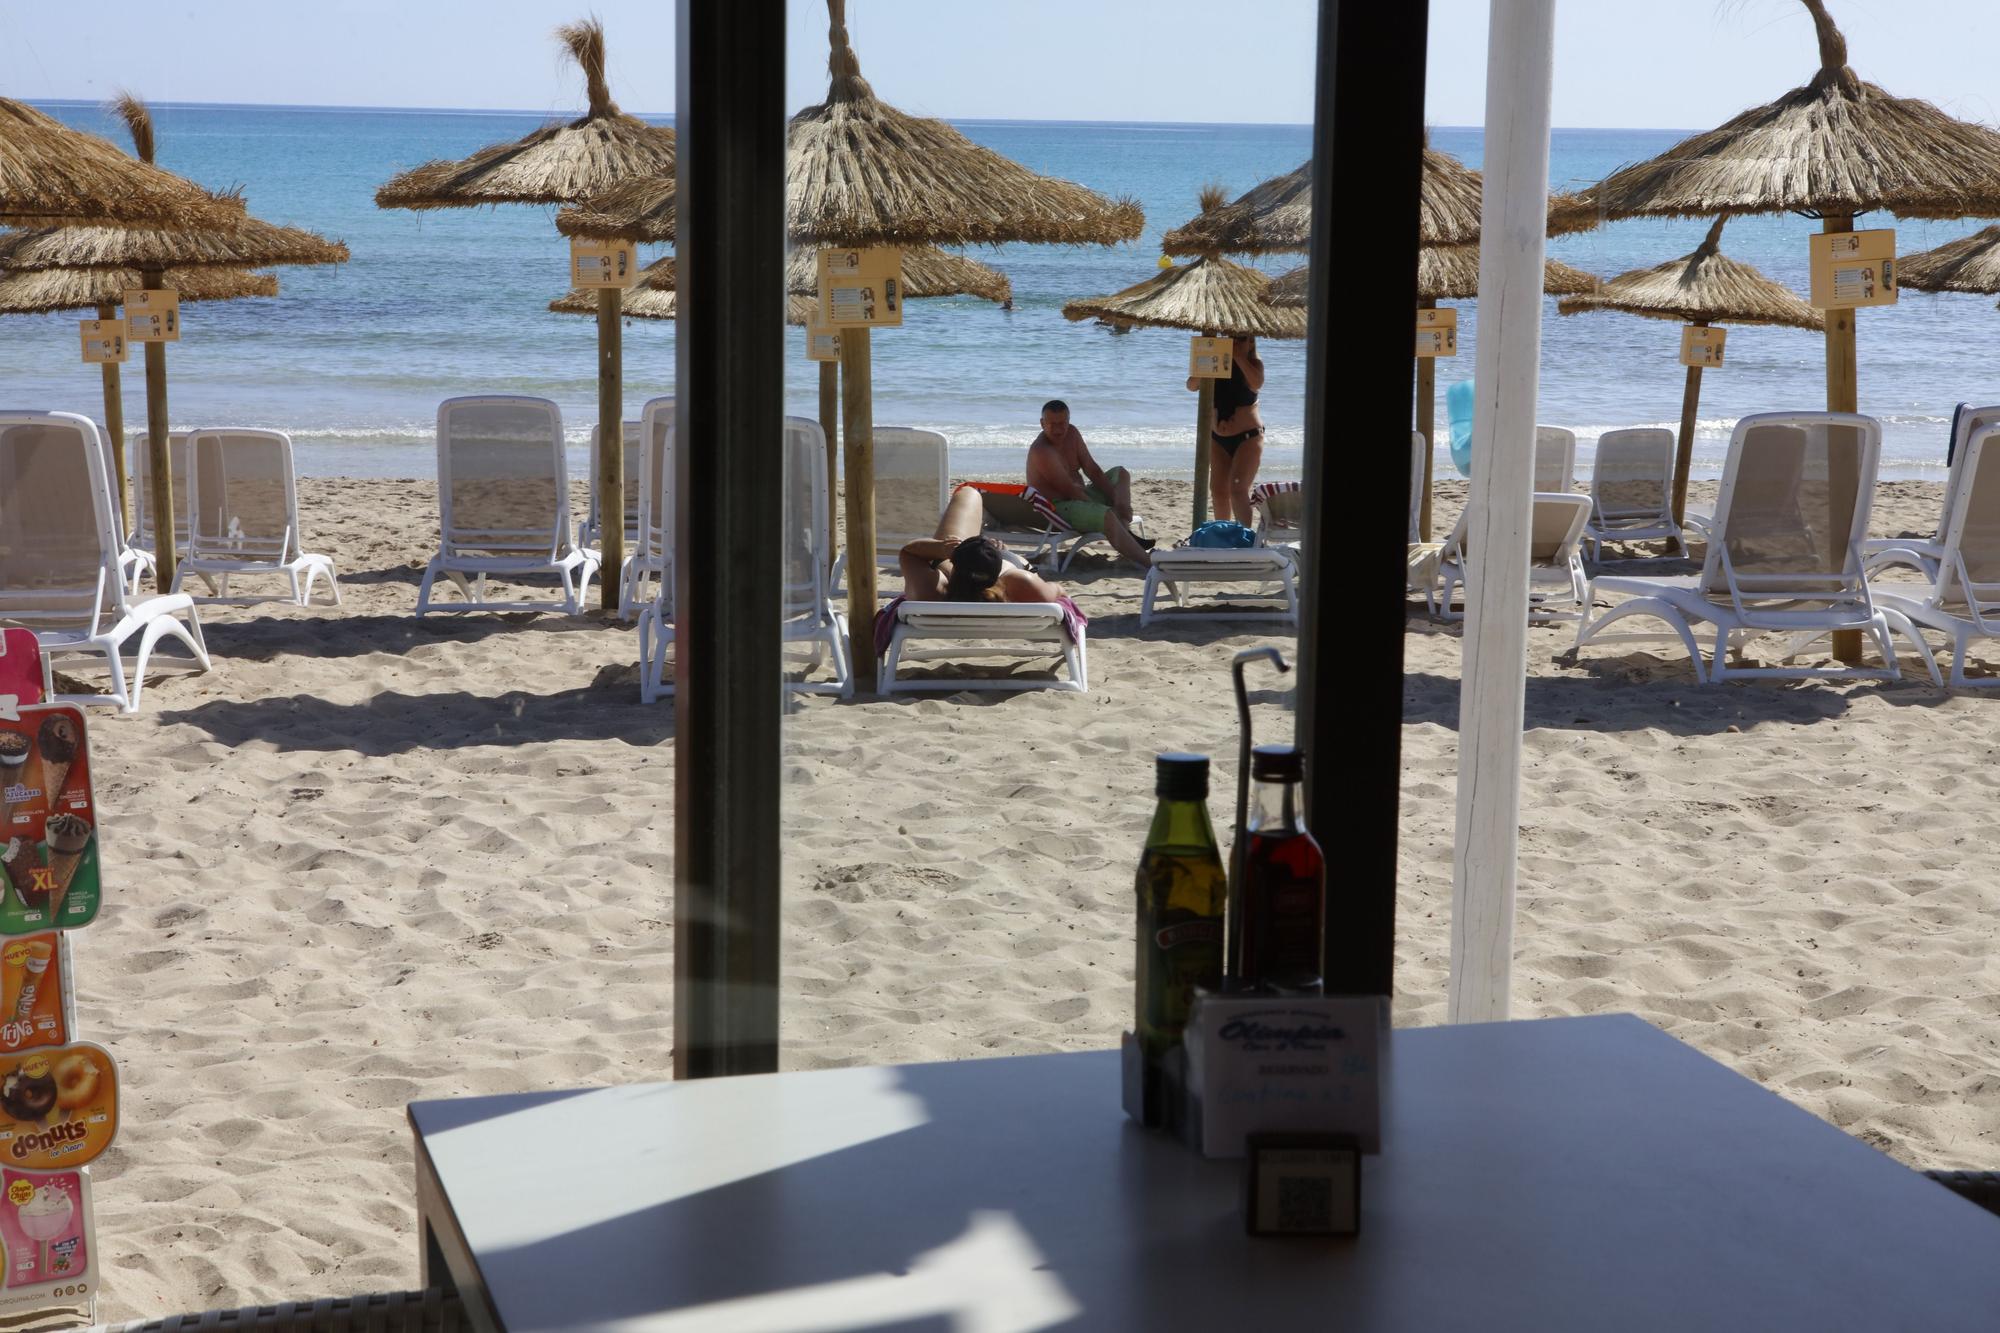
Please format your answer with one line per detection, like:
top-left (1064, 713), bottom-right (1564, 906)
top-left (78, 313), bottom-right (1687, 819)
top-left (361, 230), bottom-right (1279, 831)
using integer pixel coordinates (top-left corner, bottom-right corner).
top-left (1155, 752), bottom-right (1210, 800)
top-left (1250, 744), bottom-right (1304, 781)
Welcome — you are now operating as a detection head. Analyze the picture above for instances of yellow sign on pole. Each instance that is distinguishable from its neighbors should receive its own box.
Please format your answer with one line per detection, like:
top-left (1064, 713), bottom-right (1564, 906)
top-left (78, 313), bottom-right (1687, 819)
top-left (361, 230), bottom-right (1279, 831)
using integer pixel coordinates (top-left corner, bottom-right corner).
top-left (123, 289), bottom-right (180, 342)
top-left (569, 238), bottom-right (638, 289)
top-left (78, 320), bottom-right (127, 364)
top-left (817, 248), bottom-right (904, 328)
top-left (1415, 307), bottom-right (1459, 357)
top-left (1809, 229), bottom-right (1896, 309)
top-left (1188, 336), bottom-right (1232, 379)
top-left (805, 317), bottom-right (842, 362)
top-left (1679, 325), bottom-right (1726, 368)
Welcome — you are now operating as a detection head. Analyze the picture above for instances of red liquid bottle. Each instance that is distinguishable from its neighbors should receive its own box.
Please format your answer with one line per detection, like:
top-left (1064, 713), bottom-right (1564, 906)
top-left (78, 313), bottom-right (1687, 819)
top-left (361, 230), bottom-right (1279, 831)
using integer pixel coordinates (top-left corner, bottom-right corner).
top-left (1234, 744), bottom-right (1325, 993)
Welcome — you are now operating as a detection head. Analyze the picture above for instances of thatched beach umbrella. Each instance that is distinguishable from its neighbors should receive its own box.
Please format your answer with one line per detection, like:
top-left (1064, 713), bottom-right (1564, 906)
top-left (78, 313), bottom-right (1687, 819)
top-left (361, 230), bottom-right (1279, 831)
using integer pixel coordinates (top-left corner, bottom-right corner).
top-left (1064, 252), bottom-right (1304, 526)
top-left (0, 97), bottom-right (234, 229)
top-left (1580, 0), bottom-right (2000, 656)
top-left (1558, 217), bottom-right (1822, 524)
top-left (376, 18), bottom-right (675, 609)
top-left (7, 96), bottom-right (349, 575)
top-left (1898, 226), bottom-right (2000, 297)
top-left (784, 0), bottom-right (1139, 691)
top-left (1268, 246), bottom-right (1599, 536)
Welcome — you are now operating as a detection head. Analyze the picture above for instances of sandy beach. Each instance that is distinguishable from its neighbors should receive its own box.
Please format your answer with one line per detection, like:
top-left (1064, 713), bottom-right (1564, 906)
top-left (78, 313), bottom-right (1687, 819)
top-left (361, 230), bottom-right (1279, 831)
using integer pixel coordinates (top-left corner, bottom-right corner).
top-left (66, 470), bottom-right (2000, 1318)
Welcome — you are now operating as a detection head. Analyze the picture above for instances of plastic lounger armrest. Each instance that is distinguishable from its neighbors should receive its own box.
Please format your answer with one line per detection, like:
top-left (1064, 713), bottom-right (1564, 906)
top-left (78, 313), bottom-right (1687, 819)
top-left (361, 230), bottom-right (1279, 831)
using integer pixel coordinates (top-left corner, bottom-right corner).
top-left (1922, 1169), bottom-right (2000, 1218)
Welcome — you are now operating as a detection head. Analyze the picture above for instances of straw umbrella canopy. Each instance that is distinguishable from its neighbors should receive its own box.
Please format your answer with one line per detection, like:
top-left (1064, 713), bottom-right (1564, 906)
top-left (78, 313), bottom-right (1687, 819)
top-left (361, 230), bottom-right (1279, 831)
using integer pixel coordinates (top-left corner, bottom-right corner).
top-left (1266, 247), bottom-right (1597, 306)
top-left (1557, 217), bottom-right (1822, 524)
top-left (1897, 225), bottom-right (2000, 297)
top-left (0, 97), bottom-right (236, 229)
top-left (1064, 253), bottom-right (1303, 527)
top-left (0, 265), bottom-right (276, 313)
top-left (1160, 150), bottom-right (1596, 257)
top-left (780, 0), bottom-right (1140, 691)
top-left (8, 95), bottom-right (350, 568)
top-left (1578, 0), bottom-right (2000, 657)
top-left (375, 18), bottom-right (676, 610)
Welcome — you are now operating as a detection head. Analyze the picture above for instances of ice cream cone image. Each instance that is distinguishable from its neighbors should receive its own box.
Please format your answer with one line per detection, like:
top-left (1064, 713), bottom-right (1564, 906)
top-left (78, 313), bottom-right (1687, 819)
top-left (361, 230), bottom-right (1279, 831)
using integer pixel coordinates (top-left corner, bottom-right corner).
top-left (0, 733), bottom-right (28, 830)
top-left (33, 716), bottom-right (78, 816)
top-left (0, 840), bottom-right (38, 914)
top-left (41, 816), bottom-right (90, 920)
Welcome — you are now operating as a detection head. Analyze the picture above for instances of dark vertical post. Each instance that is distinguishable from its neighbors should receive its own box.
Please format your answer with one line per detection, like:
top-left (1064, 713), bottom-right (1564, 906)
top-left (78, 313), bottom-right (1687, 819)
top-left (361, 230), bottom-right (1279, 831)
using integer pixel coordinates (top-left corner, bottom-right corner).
top-left (1299, 0), bottom-right (1428, 997)
top-left (674, 0), bottom-right (786, 1078)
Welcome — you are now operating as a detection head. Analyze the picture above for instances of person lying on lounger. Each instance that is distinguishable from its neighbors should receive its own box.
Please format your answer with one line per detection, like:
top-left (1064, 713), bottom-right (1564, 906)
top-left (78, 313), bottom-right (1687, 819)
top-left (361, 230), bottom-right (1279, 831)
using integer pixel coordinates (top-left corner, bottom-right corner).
top-left (900, 485), bottom-right (1064, 603)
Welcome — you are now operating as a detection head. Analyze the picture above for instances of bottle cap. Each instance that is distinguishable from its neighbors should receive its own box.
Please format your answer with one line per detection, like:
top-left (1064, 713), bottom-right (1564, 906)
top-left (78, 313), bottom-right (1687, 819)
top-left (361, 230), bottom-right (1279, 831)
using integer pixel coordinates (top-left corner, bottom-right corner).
top-left (1155, 752), bottom-right (1210, 800)
top-left (1251, 744), bottom-right (1304, 781)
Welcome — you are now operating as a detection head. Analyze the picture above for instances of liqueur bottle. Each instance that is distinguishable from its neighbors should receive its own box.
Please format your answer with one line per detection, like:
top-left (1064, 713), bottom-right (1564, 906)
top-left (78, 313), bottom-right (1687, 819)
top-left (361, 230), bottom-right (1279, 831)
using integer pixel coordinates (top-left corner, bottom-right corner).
top-left (1234, 745), bottom-right (1326, 993)
top-left (1135, 754), bottom-right (1227, 1074)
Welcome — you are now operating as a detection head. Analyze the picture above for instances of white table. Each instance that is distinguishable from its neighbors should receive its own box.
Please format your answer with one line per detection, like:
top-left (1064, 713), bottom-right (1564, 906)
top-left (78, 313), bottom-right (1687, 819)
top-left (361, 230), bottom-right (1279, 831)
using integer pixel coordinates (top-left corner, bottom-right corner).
top-left (410, 1014), bottom-right (2000, 1330)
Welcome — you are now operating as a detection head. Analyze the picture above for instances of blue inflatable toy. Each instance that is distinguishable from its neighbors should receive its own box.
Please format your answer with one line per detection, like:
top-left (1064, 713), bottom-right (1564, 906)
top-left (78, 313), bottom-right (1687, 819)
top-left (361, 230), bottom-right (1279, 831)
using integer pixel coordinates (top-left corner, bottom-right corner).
top-left (1447, 379), bottom-right (1476, 477)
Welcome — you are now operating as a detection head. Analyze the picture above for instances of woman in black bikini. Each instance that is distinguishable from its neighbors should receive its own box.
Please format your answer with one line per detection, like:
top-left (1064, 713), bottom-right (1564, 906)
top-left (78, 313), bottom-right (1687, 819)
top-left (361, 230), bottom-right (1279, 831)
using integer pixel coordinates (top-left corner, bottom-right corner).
top-left (1189, 335), bottom-right (1266, 523)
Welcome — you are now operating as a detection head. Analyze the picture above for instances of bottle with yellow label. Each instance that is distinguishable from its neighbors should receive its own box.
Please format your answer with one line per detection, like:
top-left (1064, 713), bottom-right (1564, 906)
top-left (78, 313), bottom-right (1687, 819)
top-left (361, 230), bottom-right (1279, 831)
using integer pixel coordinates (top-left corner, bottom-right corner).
top-left (1135, 754), bottom-right (1227, 1088)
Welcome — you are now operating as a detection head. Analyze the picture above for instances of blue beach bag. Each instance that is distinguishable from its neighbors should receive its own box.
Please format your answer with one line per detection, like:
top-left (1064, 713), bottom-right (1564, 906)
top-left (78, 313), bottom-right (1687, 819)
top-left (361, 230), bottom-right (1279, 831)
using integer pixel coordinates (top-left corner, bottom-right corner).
top-left (1185, 520), bottom-right (1257, 549)
top-left (1447, 379), bottom-right (1477, 477)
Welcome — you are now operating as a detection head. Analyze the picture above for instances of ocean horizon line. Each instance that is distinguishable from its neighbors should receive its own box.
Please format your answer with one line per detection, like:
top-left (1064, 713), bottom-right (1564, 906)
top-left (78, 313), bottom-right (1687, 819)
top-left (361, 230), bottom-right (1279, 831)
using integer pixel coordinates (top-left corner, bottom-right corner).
top-left (21, 98), bottom-right (1700, 136)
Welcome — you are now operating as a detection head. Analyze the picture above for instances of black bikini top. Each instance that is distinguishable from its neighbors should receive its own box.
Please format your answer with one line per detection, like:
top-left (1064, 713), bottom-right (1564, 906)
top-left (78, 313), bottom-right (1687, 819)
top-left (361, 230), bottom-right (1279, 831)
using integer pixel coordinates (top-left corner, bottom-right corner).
top-left (1214, 362), bottom-right (1258, 417)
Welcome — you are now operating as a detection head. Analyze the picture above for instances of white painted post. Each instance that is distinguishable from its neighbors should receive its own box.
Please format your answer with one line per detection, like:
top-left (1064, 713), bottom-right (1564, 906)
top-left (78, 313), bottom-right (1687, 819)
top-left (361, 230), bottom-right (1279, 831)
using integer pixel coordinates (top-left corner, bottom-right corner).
top-left (1448, 0), bottom-right (1557, 1025)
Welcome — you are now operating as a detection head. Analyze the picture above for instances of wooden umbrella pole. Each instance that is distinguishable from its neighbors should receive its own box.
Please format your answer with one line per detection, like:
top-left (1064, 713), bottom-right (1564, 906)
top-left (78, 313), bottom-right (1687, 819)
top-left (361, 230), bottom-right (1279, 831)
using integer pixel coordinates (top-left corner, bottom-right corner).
top-left (841, 328), bottom-right (877, 694)
top-left (1193, 375), bottom-right (1214, 528)
top-left (1823, 213), bottom-right (1862, 664)
top-left (1415, 297), bottom-right (1438, 541)
top-left (140, 266), bottom-right (175, 590)
top-left (1672, 321), bottom-right (1706, 527)
top-left (597, 286), bottom-right (624, 612)
top-left (96, 301), bottom-right (128, 536)
top-left (819, 358), bottom-right (840, 572)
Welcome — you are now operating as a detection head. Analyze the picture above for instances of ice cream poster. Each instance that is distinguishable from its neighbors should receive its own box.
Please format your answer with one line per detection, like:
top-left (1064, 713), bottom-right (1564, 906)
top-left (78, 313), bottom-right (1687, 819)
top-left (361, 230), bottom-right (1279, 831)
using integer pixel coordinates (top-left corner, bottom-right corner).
top-left (0, 707), bottom-right (100, 936)
top-left (0, 1045), bottom-right (117, 1170)
top-left (0, 936), bottom-right (64, 1056)
top-left (0, 1170), bottom-right (92, 1302)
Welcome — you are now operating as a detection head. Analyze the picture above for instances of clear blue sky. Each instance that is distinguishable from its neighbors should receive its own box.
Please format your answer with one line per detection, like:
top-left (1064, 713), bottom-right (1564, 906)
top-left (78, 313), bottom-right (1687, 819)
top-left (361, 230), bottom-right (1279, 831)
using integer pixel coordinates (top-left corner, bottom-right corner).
top-left (3, 0), bottom-right (1997, 131)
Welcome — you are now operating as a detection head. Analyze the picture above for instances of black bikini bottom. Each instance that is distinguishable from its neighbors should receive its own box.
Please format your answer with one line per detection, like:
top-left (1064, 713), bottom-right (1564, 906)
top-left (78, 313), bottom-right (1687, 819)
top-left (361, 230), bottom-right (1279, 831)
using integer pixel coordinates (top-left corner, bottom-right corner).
top-left (1212, 427), bottom-right (1264, 457)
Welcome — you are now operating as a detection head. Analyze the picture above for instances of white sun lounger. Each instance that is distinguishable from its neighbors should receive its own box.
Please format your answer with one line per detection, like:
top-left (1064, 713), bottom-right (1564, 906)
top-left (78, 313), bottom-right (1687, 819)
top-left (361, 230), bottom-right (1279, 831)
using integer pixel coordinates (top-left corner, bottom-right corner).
top-left (1428, 492), bottom-right (1593, 622)
top-left (874, 427), bottom-right (951, 568)
top-left (1251, 479), bottom-right (1305, 551)
top-left (171, 429), bottom-right (339, 606)
top-left (578, 419), bottom-right (641, 552)
top-left (1865, 422), bottom-right (2000, 687)
top-left (1575, 411), bottom-right (1915, 683)
top-left (620, 399), bottom-right (674, 619)
top-left (1141, 544), bottom-right (1299, 627)
top-left (0, 411), bottom-right (210, 712)
top-left (968, 484), bottom-right (1070, 572)
top-left (129, 427), bottom-right (191, 580)
top-left (1407, 431), bottom-right (1444, 592)
top-left (882, 601), bottom-right (1086, 694)
top-left (416, 396), bottom-right (599, 616)
top-left (640, 416), bottom-right (850, 702)
top-left (92, 424), bottom-right (154, 594)
top-left (1583, 426), bottom-right (1685, 559)
top-left (1858, 403), bottom-right (2000, 583)
top-left (1536, 425), bottom-right (1578, 493)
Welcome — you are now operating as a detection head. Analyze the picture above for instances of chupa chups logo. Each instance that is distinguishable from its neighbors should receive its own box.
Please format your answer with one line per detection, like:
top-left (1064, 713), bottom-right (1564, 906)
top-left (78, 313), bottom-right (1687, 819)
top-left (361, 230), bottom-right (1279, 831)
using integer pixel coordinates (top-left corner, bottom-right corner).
top-left (1218, 1009), bottom-right (1346, 1053)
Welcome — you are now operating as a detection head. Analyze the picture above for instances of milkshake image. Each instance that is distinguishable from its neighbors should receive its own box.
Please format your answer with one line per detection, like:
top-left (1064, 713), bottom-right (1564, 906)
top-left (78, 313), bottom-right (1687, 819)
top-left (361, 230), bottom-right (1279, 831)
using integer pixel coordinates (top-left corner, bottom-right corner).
top-left (17, 1180), bottom-right (73, 1276)
top-left (0, 733), bottom-right (27, 828)
top-left (42, 815), bottom-right (90, 920)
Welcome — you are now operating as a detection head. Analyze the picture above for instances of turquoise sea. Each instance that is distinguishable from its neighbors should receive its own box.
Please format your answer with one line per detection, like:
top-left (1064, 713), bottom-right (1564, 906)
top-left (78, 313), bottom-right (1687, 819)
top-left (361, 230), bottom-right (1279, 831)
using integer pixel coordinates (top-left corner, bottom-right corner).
top-left (7, 103), bottom-right (1999, 481)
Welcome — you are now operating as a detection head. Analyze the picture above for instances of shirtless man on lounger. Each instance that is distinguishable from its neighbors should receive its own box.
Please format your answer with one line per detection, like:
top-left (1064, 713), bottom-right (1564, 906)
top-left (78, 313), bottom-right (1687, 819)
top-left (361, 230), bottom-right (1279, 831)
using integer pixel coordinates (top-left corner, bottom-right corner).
top-left (1025, 400), bottom-right (1154, 570)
